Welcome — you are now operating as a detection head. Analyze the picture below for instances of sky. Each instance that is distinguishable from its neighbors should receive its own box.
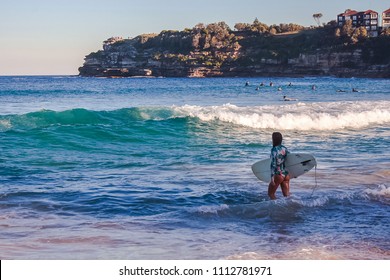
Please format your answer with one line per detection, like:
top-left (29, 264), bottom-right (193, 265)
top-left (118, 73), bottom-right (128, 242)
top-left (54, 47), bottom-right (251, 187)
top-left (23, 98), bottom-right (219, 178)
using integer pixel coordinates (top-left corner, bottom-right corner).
top-left (0, 0), bottom-right (388, 75)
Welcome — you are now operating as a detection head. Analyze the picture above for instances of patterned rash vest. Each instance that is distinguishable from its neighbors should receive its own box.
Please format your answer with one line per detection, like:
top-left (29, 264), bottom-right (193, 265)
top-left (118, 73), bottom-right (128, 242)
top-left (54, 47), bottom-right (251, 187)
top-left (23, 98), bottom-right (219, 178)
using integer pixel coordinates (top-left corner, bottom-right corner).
top-left (270, 145), bottom-right (289, 176)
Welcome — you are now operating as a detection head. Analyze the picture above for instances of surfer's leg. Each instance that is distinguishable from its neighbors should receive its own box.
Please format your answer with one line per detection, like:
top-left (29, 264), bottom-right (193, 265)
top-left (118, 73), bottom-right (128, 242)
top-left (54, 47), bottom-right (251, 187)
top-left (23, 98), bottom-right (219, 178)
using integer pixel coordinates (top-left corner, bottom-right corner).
top-left (281, 174), bottom-right (290, 197)
top-left (268, 175), bottom-right (283, 199)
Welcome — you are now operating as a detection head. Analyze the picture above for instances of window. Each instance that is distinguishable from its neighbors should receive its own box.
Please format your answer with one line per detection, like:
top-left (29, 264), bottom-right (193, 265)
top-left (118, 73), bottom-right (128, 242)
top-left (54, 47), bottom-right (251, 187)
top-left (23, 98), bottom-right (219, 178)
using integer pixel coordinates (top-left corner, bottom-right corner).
top-left (353, 16), bottom-right (357, 20)
top-left (371, 20), bottom-right (378, 25)
top-left (372, 26), bottom-right (377, 30)
top-left (338, 16), bottom-right (343, 21)
top-left (371, 13), bottom-right (377, 19)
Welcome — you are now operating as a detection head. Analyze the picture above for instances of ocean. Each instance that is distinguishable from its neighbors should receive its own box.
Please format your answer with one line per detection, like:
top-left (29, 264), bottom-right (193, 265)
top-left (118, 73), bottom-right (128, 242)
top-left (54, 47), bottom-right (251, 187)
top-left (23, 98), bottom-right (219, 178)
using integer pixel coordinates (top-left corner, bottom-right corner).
top-left (0, 76), bottom-right (389, 260)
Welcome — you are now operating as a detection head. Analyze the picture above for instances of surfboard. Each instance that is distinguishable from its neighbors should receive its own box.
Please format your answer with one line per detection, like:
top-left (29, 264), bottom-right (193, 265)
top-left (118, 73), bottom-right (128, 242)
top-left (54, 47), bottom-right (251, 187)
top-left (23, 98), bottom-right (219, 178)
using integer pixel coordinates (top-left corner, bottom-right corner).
top-left (251, 153), bottom-right (316, 183)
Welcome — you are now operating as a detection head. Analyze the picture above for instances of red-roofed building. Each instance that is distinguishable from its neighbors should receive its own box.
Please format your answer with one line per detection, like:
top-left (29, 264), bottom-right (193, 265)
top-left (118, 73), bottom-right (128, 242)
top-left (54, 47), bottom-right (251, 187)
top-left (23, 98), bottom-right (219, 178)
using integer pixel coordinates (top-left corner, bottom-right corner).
top-left (337, 9), bottom-right (358, 26)
top-left (383, 8), bottom-right (390, 28)
top-left (359, 10), bottom-right (379, 36)
top-left (337, 9), bottom-right (379, 37)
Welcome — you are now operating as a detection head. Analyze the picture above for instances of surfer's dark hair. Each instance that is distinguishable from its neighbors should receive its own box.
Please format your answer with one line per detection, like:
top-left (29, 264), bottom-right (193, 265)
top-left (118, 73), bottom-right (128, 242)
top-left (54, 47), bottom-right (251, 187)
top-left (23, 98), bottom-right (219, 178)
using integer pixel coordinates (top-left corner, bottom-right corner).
top-left (272, 132), bottom-right (283, 147)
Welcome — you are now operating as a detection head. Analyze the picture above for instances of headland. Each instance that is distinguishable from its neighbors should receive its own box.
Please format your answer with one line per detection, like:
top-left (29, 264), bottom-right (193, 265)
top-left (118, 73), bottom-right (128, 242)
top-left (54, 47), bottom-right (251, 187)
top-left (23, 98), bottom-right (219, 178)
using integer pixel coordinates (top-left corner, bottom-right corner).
top-left (79, 20), bottom-right (390, 78)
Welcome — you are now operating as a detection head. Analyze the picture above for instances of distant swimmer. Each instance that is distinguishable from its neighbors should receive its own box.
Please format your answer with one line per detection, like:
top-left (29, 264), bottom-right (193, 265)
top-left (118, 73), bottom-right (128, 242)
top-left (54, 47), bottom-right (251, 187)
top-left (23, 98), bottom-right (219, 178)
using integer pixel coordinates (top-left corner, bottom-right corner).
top-left (288, 82), bottom-right (292, 86)
top-left (311, 85), bottom-right (316, 90)
top-left (260, 82), bottom-right (265, 86)
top-left (278, 86), bottom-right (282, 91)
top-left (245, 81), bottom-right (250, 86)
top-left (283, 95), bottom-right (298, 101)
top-left (270, 82), bottom-right (274, 87)
top-left (352, 88), bottom-right (359, 92)
top-left (256, 87), bottom-right (259, 91)
top-left (336, 89), bottom-right (346, 92)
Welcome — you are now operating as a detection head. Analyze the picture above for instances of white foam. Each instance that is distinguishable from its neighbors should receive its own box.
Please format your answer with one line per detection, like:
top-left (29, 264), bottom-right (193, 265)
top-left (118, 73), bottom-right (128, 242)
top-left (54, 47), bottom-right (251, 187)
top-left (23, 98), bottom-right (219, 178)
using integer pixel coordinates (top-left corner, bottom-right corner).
top-left (226, 246), bottom-right (344, 260)
top-left (195, 204), bottom-right (229, 215)
top-left (172, 101), bottom-right (390, 131)
top-left (0, 119), bottom-right (11, 131)
top-left (290, 196), bottom-right (329, 208)
top-left (363, 184), bottom-right (390, 199)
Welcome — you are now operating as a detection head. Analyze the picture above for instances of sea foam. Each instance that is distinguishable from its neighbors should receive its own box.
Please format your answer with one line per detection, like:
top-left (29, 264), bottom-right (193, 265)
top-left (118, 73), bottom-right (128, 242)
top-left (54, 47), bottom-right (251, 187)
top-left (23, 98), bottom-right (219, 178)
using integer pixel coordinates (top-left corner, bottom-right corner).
top-left (173, 101), bottom-right (390, 131)
top-left (362, 185), bottom-right (390, 205)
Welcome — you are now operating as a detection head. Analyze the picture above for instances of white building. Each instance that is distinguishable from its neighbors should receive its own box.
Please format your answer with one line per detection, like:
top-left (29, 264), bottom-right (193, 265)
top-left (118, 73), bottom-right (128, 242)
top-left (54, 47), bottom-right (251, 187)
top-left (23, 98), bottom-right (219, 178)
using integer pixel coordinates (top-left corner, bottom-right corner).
top-left (382, 8), bottom-right (390, 28)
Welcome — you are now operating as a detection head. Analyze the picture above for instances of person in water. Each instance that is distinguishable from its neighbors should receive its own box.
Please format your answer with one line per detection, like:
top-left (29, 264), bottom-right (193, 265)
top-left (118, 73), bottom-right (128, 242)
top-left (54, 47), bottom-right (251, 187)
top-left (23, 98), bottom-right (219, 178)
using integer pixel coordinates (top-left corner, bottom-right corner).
top-left (268, 132), bottom-right (290, 200)
top-left (283, 95), bottom-right (297, 101)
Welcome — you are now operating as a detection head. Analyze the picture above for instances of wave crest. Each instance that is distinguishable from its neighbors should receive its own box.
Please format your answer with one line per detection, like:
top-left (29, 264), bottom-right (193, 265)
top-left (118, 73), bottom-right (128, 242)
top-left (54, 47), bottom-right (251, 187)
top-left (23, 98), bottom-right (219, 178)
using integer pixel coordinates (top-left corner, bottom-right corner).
top-left (2, 101), bottom-right (389, 132)
top-left (173, 101), bottom-right (390, 131)
top-left (0, 107), bottom-right (180, 131)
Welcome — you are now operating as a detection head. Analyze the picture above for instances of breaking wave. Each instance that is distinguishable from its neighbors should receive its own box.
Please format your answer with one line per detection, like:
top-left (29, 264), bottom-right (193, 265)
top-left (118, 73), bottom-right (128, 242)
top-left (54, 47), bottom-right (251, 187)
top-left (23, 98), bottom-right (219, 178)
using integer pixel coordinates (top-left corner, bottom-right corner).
top-left (173, 101), bottom-right (390, 131)
top-left (1, 100), bottom-right (389, 132)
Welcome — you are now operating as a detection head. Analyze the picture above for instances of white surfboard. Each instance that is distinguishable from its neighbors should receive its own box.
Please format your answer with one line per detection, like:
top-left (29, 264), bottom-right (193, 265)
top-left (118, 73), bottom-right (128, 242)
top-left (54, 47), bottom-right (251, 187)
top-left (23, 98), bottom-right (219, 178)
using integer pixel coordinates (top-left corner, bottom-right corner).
top-left (251, 153), bottom-right (316, 183)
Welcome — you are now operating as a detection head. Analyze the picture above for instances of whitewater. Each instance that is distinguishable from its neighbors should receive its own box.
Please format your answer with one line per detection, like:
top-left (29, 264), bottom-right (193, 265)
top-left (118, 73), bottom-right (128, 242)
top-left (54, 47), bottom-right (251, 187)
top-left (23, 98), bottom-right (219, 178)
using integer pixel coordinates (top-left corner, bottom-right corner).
top-left (0, 76), bottom-right (389, 259)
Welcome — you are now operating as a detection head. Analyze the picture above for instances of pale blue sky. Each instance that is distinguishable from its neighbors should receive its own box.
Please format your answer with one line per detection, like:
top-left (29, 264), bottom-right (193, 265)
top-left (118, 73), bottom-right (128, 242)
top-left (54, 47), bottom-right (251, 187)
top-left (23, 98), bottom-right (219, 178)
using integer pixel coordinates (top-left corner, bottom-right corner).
top-left (0, 0), bottom-right (388, 75)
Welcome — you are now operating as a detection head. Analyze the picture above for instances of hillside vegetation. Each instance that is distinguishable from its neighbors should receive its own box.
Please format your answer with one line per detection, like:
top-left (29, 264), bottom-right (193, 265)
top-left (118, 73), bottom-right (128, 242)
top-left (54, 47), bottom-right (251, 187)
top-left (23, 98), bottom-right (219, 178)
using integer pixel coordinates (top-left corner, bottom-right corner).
top-left (79, 19), bottom-right (390, 77)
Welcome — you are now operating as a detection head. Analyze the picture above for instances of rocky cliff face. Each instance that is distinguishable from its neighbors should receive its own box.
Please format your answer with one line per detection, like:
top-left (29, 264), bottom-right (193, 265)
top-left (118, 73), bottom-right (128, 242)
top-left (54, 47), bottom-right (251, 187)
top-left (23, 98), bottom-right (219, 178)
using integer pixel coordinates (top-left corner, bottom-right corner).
top-left (79, 27), bottom-right (390, 78)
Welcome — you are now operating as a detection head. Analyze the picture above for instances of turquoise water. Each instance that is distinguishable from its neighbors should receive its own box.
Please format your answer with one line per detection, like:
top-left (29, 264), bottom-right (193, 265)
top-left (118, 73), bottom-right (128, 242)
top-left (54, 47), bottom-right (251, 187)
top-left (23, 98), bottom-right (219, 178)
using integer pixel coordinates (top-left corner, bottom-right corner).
top-left (0, 76), bottom-right (389, 259)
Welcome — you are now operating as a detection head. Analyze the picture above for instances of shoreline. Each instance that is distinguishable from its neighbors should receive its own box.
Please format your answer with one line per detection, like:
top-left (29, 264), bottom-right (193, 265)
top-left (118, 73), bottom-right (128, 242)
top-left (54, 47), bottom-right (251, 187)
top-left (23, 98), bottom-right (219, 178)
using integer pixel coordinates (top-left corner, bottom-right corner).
top-left (2, 74), bottom-right (390, 79)
top-left (77, 68), bottom-right (390, 79)
top-left (82, 74), bottom-right (390, 79)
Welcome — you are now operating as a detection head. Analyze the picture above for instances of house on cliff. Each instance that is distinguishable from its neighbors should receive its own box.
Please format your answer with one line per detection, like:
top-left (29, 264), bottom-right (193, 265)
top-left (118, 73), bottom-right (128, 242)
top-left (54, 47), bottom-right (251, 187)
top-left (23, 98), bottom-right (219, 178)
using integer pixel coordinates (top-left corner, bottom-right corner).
top-left (383, 8), bottom-right (390, 28)
top-left (337, 9), bottom-right (358, 26)
top-left (337, 9), bottom-right (379, 37)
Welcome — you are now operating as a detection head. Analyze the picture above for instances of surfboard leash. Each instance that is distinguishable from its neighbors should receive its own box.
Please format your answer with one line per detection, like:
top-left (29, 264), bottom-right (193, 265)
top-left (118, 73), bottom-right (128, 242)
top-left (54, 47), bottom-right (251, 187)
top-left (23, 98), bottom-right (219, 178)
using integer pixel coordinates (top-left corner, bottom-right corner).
top-left (310, 163), bottom-right (318, 197)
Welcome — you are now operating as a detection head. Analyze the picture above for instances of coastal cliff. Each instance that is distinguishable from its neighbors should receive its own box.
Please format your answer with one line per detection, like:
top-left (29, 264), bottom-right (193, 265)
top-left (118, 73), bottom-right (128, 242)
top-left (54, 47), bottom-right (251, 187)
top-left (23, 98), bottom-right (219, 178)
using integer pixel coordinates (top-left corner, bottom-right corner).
top-left (79, 22), bottom-right (390, 78)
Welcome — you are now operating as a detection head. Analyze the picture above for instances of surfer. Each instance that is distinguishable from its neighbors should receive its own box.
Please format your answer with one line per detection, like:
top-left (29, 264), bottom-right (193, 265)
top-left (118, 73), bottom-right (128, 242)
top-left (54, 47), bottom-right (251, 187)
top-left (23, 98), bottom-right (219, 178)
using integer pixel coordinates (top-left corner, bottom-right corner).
top-left (268, 132), bottom-right (290, 200)
top-left (283, 95), bottom-right (297, 101)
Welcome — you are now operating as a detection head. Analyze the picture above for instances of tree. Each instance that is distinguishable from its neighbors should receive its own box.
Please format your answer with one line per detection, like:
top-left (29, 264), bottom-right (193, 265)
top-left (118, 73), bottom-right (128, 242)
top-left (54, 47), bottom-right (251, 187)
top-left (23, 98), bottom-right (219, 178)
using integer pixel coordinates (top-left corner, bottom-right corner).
top-left (252, 21), bottom-right (269, 33)
top-left (335, 28), bottom-right (341, 37)
top-left (217, 21), bottom-right (231, 32)
top-left (351, 27), bottom-right (366, 43)
top-left (381, 27), bottom-right (390, 36)
top-left (193, 23), bottom-right (206, 32)
top-left (234, 22), bottom-right (250, 31)
top-left (269, 27), bottom-right (277, 35)
top-left (355, 26), bottom-right (368, 40)
top-left (313, 13), bottom-right (323, 26)
top-left (341, 19), bottom-right (354, 37)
